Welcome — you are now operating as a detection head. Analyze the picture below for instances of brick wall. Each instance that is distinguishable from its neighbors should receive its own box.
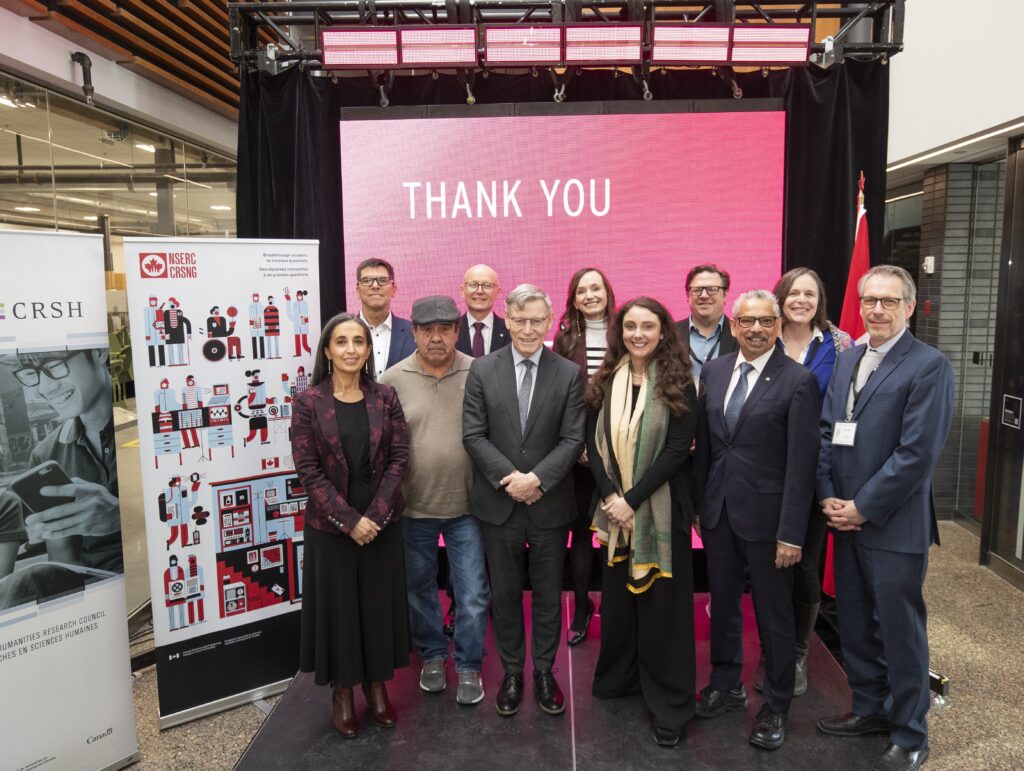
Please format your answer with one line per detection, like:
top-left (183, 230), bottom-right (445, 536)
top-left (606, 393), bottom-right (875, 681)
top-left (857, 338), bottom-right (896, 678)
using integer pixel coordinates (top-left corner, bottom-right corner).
top-left (915, 161), bottom-right (1004, 519)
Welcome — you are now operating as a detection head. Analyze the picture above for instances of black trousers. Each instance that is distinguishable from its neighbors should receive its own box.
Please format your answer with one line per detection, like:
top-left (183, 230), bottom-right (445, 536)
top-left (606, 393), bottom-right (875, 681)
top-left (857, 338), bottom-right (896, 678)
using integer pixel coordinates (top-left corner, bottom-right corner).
top-left (567, 463), bottom-right (597, 605)
top-left (793, 503), bottom-right (828, 605)
top-left (592, 527), bottom-right (696, 731)
top-left (479, 504), bottom-right (568, 674)
top-left (703, 508), bottom-right (795, 712)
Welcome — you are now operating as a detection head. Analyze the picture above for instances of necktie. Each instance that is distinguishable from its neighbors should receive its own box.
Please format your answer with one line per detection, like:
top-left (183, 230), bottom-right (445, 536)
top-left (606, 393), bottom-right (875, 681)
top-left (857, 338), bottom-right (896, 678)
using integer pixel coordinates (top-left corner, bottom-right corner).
top-left (518, 359), bottom-right (534, 434)
top-left (855, 348), bottom-right (884, 392)
top-left (725, 362), bottom-right (754, 436)
top-left (472, 321), bottom-right (485, 358)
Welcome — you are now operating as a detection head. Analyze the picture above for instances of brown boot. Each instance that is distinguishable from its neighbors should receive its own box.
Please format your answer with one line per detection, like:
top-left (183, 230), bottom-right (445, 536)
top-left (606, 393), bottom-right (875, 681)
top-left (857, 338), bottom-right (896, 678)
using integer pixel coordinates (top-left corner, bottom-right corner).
top-left (331, 686), bottom-right (357, 738)
top-left (363, 681), bottom-right (397, 728)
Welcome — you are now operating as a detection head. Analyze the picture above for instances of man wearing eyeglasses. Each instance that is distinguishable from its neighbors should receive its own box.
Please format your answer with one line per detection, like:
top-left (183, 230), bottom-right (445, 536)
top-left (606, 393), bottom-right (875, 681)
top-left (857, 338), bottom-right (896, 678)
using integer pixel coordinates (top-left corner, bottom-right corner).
top-left (456, 264), bottom-right (509, 358)
top-left (355, 258), bottom-right (415, 379)
top-left (816, 266), bottom-right (953, 771)
top-left (676, 265), bottom-right (739, 383)
top-left (0, 349), bottom-right (123, 601)
top-left (694, 289), bottom-right (819, 751)
top-left (462, 284), bottom-right (584, 719)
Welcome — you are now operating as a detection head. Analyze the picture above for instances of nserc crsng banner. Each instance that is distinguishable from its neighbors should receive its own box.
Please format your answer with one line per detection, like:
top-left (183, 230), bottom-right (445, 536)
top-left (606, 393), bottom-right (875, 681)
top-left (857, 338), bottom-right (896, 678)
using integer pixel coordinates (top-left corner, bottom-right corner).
top-left (0, 231), bottom-right (138, 771)
top-left (124, 238), bottom-right (320, 727)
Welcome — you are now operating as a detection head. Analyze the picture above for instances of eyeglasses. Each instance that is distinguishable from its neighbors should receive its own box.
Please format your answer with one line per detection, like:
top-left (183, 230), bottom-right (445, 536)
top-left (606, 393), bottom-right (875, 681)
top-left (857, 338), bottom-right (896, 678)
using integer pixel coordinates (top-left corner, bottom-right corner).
top-left (357, 276), bottom-right (393, 288)
top-left (859, 296), bottom-right (902, 310)
top-left (688, 286), bottom-right (724, 298)
top-left (735, 316), bottom-right (778, 329)
top-left (464, 281), bottom-right (496, 292)
top-left (508, 316), bottom-right (550, 330)
top-left (13, 352), bottom-right (83, 387)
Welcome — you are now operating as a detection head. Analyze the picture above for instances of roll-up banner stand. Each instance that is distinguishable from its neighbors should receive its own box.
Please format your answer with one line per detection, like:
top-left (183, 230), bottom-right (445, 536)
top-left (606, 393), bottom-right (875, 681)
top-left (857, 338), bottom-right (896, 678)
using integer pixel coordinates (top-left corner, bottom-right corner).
top-left (124, 238), bottom-right (320, 728)
top-left (0, 231), bottom-right (139, 770)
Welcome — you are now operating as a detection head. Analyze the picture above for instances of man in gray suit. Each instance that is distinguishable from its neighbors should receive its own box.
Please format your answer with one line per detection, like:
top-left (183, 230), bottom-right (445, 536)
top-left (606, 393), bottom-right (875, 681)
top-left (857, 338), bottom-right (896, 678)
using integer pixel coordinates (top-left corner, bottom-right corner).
top-left (462, 284), bottom-right (585, 718)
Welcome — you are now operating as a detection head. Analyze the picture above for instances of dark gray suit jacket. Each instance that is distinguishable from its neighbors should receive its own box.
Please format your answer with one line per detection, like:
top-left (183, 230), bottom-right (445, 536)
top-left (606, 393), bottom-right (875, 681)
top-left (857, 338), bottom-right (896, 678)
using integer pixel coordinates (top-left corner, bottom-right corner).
top-left (462, 345), bottom-right (585, 527)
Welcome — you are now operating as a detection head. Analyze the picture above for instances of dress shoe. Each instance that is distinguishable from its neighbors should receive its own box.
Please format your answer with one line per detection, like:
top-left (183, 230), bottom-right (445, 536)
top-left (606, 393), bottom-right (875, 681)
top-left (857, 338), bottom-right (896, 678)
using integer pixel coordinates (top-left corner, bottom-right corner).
top-left (749, 704), bottom-right (787, 750)
top-left (695, 683), bottom-right (748, 719)
top-left (533, 670), bottom-right (566, 715)
top-left (496, 672), bottom-right (524, 717)
top-left (653, 725), bottom-right (681, 747)
top-left (874, 743), bottom-right (929, 771)
top-left (817, 712), bottom-right (890, 737)
top-left (567, 598), bottom-right (595, 647)
top-left (331, 686), bottom-right (357, 738)
top-left (362, 681), bottom-right (396, 728)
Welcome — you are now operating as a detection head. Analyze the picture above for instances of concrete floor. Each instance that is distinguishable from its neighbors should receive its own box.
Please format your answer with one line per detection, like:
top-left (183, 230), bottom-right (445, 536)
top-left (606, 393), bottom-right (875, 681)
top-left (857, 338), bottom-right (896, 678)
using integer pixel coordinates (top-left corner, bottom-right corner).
top-left (118, 521), bottom-right (1024, 770)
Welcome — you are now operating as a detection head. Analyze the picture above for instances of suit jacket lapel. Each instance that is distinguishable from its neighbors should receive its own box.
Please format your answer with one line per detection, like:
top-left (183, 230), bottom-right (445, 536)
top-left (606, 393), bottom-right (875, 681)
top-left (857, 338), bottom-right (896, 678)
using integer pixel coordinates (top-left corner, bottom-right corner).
top-left (457, 314), bottom-right (471, 352)
top-left (312, 381), bottom-right (347, 469)
top-left (852, 332), bottom-right (914, 420)
top-left (522, 348), bottom-right (554, 440)
top-left (733, 348), bottom-right (785, 436)
top-left (707, 352), bottom-right (736, 439)
top-left (491, 317), bottom-right (509, 352)
top-left (495, 347), bottom-right (521, 438)
top-left (363, 382), bottom-right (385, 461)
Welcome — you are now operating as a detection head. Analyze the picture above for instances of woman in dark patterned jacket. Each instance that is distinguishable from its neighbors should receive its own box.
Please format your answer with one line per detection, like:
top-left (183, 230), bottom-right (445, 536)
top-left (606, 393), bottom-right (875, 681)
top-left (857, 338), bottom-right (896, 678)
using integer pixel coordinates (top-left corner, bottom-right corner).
top-left (291, 312), bottom-right (410, 738)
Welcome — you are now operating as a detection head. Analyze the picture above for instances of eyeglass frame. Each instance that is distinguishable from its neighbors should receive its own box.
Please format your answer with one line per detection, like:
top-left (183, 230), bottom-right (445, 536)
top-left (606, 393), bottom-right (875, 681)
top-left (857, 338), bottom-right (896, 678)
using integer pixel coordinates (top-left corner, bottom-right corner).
top-left (357, 276), bottom-right (394, 288)
top-left (464, 281), bottom-right (496, 292)
top-left (859, 296), bottom-right (903, 310)
top-left (734, 316), bottom-right (779, 329)
top-left (507, 315), bottom-right (551, 330)
top-left (687, 285), bottom-right (724, 298)
top-left (13, 351), bottom-right (84, 387)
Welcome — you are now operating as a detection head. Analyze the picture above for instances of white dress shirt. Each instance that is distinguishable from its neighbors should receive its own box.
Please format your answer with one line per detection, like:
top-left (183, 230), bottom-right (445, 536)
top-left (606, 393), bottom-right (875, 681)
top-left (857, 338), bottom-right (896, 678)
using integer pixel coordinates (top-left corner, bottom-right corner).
top-left (794, 326), bottom-right (825, 365)
top-left (723, 348), bottom-right (775, 410)
top-left (360, 310), bottom-right (393, 380)
top-left (511, 346), bottom-right (542, 414)
top-left (846, 328), bottom-right (907, 418)
top-left (467, 311), bottom-right (494, 353)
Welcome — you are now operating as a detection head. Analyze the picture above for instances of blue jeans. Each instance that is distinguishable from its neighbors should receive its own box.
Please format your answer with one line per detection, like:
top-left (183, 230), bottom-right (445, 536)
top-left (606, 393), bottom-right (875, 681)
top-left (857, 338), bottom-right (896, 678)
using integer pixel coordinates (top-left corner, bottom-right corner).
top-left (403, 515), bottom-right (490, 672)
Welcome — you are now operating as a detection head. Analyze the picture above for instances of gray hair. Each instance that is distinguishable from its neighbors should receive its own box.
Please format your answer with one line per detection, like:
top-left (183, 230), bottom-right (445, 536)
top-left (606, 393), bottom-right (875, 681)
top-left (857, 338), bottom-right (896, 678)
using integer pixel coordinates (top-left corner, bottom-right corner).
top-left (857, 264), bottom-right (917, 302)
top-left (505, 284), bottom-right (552, 315)
top-left (732, 289), bottom-right (781, 318)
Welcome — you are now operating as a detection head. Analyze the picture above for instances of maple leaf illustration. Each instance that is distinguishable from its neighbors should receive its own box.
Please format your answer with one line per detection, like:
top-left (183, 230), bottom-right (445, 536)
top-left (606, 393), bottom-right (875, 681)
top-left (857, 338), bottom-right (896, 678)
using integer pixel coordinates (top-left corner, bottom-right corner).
top-left (143, 257), bottom-right (164, 274)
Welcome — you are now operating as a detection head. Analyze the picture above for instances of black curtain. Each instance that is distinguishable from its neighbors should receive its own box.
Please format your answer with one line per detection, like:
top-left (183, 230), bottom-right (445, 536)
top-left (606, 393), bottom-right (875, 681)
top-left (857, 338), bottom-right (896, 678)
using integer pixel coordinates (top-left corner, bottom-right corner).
top-left (237, 62), bottom-right (888, 326)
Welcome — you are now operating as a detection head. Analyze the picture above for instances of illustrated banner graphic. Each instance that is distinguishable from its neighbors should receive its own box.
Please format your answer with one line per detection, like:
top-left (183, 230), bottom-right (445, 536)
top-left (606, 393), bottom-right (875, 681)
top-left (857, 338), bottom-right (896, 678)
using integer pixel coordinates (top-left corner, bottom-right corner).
top-left (125, 238), bottom-right (320, 726)
top-left (0, 231), bottom-right (138, 771)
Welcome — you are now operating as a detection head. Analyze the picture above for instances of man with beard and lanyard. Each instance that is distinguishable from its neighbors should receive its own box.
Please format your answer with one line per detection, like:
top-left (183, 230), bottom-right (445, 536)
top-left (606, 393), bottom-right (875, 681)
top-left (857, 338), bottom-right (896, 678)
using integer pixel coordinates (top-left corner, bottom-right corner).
top-left (676, 264), bottom-right (738, 382)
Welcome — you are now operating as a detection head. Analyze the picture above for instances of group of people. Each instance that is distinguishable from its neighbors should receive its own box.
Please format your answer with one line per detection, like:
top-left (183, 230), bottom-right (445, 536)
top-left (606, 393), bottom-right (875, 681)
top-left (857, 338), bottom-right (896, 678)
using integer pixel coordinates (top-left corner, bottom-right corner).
top-left (290, 257), bottom-right (953, 771)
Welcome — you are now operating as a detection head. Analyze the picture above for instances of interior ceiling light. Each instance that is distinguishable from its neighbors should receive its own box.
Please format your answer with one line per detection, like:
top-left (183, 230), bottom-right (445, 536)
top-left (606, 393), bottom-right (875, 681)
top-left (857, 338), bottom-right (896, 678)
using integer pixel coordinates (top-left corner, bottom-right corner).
top-left (564, 24), bottom-right (644, 65)
top-left (210, 205), bottom-right (232, 211)
top-left (398, 27), bottom-right (478, 67)
top-left (484, 25), bottom-right (563, 66)
top-left (322, 28), bottom-right (399, 69)
top-left (15, 206), bottom-right (41, 212)
top-left (651, 24), bottom-right (731, 65)
top-left (730, 25), bottom-right (811, 65)
top-left (83, 215), bottom-right (99, 221)
top-left (0, 96), bottom-right (18, 109)
top-left (135, 143), bottom-right (156, 153)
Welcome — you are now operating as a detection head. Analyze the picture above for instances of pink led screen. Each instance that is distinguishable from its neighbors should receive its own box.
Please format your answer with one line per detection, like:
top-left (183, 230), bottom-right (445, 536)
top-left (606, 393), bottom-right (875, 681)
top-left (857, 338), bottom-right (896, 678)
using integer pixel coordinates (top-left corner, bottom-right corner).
top-left (339, 110), bottom-right (785, 327)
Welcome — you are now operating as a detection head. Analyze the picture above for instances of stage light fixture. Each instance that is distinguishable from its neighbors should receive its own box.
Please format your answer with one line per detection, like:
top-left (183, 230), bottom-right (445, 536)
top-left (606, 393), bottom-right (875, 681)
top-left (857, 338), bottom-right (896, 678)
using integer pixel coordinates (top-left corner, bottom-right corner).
top-left (399, 27), bottom-right (478, 67)
top-left (730, 25), bottom-right (811, 65)
top-left (484, 25), bottom-right (563, 66)
top-left (564, 24), bottom-right (643, 66)
top-left (651, 24), bottom-right (731, 65)
top-left (321, 27), bottom-right (400, 69)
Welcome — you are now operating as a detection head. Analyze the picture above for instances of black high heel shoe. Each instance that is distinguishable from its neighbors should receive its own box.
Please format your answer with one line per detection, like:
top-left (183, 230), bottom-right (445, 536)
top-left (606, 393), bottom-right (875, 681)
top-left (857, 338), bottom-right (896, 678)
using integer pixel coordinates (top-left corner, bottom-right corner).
top-left (567, 598), bottom-right (595, 647)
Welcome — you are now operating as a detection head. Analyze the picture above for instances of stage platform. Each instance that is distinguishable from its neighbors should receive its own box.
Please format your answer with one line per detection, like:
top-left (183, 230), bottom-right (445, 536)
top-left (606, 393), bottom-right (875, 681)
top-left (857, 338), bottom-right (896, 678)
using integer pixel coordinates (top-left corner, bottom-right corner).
top-left (236, 593), bottom-right (887, 770)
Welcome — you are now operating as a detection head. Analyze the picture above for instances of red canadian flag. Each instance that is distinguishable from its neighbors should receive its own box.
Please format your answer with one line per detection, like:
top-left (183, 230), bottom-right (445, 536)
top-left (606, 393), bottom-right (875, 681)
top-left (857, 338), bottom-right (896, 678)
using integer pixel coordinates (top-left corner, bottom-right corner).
top-left (823, 171), bottom-right (871, 598)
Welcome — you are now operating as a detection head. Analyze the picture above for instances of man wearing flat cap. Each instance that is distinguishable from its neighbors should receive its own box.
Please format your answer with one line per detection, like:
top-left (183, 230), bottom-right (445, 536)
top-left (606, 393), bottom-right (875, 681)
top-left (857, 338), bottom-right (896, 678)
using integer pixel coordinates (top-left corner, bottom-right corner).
top-left (380, 296), bottom-right (490, 707)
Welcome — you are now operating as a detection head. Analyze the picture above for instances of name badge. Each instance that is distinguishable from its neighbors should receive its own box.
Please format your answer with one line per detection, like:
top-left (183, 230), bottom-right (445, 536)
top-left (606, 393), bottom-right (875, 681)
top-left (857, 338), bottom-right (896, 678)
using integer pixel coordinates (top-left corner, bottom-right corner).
top-left (833, 421), bottom-right (857, 447)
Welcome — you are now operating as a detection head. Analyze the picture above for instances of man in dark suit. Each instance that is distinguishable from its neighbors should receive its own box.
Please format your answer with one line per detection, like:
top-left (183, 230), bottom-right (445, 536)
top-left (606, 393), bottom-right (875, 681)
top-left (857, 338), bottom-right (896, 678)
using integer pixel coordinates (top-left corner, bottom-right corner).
top-left (694, 289), bottom-right (820, 750)
top-left (462, 284), bottom-right (584, 718)
top-left (817, 265), bottom-right (953, 771)
top-left (456, 264), bottom-right (510, 357)
top-left (675, 264), bottom-right (738, 382)
top-left (355, 258), bottom-right (416, 378)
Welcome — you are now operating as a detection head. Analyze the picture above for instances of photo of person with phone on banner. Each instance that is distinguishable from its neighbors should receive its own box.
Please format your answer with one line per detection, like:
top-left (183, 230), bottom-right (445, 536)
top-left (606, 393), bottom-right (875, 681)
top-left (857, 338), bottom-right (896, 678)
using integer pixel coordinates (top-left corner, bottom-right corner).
top-left (0, 347), bottom-right (123, 611)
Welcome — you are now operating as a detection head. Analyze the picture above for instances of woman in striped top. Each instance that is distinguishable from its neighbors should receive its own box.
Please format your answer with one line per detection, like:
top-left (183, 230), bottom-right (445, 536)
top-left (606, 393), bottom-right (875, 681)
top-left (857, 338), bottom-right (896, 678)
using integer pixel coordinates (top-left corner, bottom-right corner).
top-left (554, 267), bottom-right (616, 645)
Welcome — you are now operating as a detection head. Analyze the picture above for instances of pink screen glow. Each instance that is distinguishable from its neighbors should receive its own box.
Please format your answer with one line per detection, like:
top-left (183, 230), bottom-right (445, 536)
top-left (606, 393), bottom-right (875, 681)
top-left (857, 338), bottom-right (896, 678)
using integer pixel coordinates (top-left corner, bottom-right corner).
top-left (339, 111), bottom-right (785, 328)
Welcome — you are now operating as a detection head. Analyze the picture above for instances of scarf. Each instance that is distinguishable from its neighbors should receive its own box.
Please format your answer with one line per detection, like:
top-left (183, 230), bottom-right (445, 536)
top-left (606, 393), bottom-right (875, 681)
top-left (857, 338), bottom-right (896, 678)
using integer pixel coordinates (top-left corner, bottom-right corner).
top-left (592, 356), bottom-right (673, 593)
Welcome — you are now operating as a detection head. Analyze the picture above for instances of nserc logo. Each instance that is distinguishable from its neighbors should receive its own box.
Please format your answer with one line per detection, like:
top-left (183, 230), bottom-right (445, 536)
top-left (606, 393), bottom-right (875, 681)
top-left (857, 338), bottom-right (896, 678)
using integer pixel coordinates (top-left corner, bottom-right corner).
top-left (140, 252), bottom-right (168, 279)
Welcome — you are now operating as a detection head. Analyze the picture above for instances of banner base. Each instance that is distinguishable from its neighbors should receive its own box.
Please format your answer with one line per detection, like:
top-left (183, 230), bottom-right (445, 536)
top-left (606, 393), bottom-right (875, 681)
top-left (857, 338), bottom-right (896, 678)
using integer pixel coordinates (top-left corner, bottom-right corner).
top-left (158, 677), bottom-right (292, 730)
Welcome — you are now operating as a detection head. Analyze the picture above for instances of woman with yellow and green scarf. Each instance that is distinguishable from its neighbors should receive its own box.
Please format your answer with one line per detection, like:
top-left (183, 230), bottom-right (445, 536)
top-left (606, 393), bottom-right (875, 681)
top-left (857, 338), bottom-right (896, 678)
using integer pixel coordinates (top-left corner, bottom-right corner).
top-left (585, 297), bottom-right (698, 748)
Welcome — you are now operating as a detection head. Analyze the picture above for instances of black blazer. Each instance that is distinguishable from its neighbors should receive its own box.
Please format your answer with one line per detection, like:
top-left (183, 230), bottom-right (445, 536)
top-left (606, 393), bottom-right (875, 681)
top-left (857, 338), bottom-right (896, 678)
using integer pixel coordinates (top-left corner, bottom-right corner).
top-left (676, 316), bottom-right (738, 369)
top-left (695, 347), bottom-right (820, 546)
top-left (462, 346), bottom-right (584, 527)
top-left (586, 382), bottom-right (699, 532)
top-left (456, 313), bottom-right (510, 357)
